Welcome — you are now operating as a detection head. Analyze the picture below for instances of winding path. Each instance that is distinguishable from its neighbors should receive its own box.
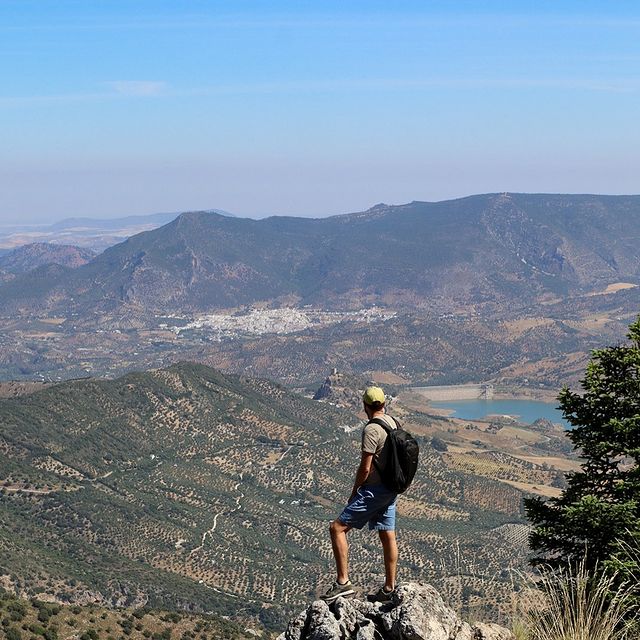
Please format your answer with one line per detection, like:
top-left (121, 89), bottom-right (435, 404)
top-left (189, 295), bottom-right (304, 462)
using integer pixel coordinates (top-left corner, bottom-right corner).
top-left (188, 472), bottom-right (245, 558)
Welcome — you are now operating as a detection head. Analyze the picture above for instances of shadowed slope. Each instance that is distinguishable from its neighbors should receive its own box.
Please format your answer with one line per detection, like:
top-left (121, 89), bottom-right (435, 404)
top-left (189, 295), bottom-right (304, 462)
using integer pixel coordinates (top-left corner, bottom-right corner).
top-left (2, 193), bottom-right (639, 315)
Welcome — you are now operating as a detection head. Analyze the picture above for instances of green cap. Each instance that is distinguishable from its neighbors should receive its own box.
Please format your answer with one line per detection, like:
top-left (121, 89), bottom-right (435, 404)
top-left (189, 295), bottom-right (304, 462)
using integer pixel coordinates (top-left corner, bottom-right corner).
top-left (362, 386), bottom-right (386, 406)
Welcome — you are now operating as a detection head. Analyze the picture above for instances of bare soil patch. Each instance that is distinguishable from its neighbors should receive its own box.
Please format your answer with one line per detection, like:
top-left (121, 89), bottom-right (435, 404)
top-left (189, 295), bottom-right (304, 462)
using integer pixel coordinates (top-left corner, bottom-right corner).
top-left (40, 317), bottom-right (67, 325)
top-left (587, 281), bottom-right (638, 296)
top-left (369, 369), bottom-right (410, 384)
top-left (503, 317), bottom-right (554, 338)
top-left (511, 454), bottom-right (581, 472)
top-left (499, 479), bottom-right (562, 498)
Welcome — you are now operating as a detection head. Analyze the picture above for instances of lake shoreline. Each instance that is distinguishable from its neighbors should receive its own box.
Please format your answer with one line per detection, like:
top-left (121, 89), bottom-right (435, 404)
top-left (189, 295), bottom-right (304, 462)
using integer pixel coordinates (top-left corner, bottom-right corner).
top-left (428, 397), bottom-right (568, 427)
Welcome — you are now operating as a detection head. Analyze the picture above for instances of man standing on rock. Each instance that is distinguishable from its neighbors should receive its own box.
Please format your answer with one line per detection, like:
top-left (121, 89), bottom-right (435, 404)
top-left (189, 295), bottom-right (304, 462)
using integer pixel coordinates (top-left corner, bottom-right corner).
top-left (322, 386), bottom-right (399, 603)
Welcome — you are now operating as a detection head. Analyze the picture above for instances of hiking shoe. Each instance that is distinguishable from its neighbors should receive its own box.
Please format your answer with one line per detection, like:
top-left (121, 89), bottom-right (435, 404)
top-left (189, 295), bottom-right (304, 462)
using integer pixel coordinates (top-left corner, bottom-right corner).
top-left (320, 580), bottom-right (355, 603)
top-left (367, 586), bottom-right (395, 603)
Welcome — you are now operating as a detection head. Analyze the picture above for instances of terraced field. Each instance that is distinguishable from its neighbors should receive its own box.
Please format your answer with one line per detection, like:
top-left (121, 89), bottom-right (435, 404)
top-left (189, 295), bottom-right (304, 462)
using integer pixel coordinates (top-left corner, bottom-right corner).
top-left (0, 363), bottom-right (578, 628)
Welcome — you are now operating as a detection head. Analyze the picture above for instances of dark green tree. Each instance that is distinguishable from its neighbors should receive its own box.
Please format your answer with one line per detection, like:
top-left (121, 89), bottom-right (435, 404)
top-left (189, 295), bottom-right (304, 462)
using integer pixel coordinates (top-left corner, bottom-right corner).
top-left (526, 315), bottom-right (640, 571)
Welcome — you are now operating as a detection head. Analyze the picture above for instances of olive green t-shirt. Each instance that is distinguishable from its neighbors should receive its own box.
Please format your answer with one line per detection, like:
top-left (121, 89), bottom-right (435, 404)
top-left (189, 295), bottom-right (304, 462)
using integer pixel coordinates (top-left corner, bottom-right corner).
top-left (361, 414), bottom-right (397, 485)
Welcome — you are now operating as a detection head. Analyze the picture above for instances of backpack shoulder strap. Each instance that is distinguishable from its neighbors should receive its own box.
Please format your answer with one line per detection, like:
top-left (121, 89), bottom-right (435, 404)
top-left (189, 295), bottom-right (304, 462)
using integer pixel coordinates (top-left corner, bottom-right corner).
top-left (367, 417), bottom-right (399, 433)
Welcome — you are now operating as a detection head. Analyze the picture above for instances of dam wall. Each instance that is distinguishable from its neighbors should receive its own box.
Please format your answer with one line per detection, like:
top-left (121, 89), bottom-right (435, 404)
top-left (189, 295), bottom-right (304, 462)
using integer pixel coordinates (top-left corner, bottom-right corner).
top-left (412, 383), bottom-right (494, 401)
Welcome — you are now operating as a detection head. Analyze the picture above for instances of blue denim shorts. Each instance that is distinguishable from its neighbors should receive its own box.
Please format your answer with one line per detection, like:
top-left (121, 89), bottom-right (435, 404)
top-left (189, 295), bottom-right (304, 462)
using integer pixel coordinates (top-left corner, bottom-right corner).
top-left (337, 484), bottom-right (397, 531)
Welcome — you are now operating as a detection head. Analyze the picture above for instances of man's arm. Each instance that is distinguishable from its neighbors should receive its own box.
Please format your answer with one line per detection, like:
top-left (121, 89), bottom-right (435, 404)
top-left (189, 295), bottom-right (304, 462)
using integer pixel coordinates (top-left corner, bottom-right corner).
top-left (349, 451), bottom-right (374, 501)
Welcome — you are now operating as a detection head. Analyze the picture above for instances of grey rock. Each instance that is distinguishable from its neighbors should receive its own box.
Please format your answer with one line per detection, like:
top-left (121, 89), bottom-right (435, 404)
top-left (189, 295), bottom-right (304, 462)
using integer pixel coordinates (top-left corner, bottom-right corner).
top-left (305, 601), bottom-right (343, 640)
top-left (380, 583), bottom-right (467, 639)
top-left (472, 623), bottom-right (515, 640)
top-left (277, 583), bottom-right (514, 640)
top-left (282, 607), bottom-right (309, 640)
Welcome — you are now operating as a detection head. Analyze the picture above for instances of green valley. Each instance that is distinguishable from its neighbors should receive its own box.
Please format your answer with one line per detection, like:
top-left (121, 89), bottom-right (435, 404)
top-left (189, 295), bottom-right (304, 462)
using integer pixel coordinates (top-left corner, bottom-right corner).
top-left (0, 363), bottom-right (578, 630)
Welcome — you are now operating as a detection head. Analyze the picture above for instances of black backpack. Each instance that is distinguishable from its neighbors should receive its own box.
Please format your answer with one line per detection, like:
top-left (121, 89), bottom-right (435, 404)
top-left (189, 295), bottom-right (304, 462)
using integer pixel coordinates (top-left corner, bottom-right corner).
top-left (369, 417), bottom-right (419, 494)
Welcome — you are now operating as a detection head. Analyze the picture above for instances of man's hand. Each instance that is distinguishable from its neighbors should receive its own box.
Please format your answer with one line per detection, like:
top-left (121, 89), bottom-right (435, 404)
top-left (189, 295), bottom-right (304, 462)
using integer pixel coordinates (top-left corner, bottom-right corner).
top-left (349, 451), bottom-right (374, 502)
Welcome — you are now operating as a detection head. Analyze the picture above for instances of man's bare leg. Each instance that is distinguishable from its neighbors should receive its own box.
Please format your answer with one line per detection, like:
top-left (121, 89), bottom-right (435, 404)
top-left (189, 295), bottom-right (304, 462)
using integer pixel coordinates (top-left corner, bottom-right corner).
top-left (329, 519), bottom-right (351, 583)
top-left (378, 530), bottom-right (398, 591)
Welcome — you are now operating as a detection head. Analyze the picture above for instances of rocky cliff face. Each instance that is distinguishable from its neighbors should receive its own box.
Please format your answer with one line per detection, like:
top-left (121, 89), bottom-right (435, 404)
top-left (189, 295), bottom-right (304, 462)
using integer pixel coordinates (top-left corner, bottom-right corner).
top-left (278, 583), bottom-right (514, 640)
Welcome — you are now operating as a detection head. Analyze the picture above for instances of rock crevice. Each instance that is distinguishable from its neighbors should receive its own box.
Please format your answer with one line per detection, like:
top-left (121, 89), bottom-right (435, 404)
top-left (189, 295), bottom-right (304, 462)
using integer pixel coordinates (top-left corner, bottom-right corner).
top-left (278, 583), bottom-right (514, 640)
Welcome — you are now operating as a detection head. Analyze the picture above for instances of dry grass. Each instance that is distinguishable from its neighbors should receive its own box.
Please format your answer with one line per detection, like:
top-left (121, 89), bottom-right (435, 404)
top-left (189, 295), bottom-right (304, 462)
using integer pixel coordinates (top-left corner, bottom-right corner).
top-left (497, 426), bottom-right (547, 444)
top-left (499, 479), bottom-right (562, 498)
top-left (368, 369), bottom-right (409, 384)
top-left (517, 560), bottom-right (638, 640)
top-left (511, 455), bottom-right (581, 472)
top-left (585, 282), bottom-right (638, 296)
top-left (503, 318), bottom-right (554, 338)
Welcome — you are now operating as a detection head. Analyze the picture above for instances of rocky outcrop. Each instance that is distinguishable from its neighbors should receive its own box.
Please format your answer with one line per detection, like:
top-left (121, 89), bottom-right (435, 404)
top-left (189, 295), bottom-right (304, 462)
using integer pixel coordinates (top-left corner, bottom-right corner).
top-left (278, 583), bottom-right (514, 640)
top-left (312, 371), bottom-right (364, 409)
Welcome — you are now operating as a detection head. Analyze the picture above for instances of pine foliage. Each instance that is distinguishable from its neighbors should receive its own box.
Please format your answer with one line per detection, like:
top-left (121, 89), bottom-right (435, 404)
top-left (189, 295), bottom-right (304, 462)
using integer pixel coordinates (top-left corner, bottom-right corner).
top-left (526, 316), bottom-right (640, 573)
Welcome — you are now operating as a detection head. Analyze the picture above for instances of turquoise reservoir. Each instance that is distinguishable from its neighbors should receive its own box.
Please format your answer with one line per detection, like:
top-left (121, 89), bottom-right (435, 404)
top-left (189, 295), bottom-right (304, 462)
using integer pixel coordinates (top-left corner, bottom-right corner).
top-left (430, 398), bottom-right (568, 427)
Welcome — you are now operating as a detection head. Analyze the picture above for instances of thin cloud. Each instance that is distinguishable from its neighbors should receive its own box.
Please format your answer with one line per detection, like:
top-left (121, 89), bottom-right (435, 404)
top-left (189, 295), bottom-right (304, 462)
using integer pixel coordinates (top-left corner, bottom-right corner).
top-left (2, 13), bottom-right (640, 32)
top-left (0, 75), bottom-right (637, 109)
top-left (105, 81), bottom-right (168, 96)
top-left (0, 91), bottom-right (108, 107)
top-left (184, 76), bottom-right (640, 96)
top-left (0, 81), bottom-right (169, 107)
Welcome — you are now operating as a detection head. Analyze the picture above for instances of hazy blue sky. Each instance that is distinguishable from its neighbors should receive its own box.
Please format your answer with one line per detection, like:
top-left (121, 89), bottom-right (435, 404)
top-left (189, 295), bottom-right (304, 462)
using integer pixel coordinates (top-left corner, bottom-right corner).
top-left (1, 1), bottom-right (639, 223)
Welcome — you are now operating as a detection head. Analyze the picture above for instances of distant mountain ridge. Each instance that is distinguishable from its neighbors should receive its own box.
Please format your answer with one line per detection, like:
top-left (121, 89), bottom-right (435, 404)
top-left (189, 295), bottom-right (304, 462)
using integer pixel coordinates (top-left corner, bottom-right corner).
top-left (48, 208), bottom-right (234, 231)
top-left (0, 242), bottom-right (96, 273)
top-left (1, 193), bottom-right (639, 316)
top-left (0, 208), bottom-right (234, 253)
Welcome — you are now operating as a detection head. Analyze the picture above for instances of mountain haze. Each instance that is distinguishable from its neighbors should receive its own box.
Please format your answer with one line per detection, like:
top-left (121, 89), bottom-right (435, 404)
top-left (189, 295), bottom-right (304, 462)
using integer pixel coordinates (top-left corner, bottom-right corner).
top-left (0, 210), bottom-right (234, 253)
top-left (2, 193), bottom-right (639, 316)
top-left (0, 242), bottom-right (95, 274)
